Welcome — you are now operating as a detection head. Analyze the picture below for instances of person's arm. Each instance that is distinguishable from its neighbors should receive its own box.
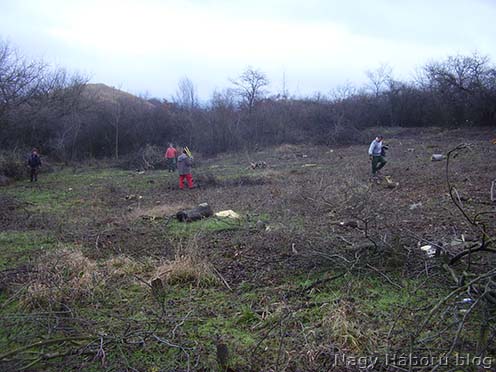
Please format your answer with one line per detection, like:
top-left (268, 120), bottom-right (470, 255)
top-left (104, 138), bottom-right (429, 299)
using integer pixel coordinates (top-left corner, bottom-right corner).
top-left (368, 141), bottom-right (375, 156)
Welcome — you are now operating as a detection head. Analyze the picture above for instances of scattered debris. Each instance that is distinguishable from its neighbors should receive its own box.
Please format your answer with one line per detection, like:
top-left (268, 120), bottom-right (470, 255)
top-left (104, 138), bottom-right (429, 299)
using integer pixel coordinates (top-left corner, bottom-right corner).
top-left (302, 163), bottom-right (318, 168)
top-left (409, 202), bottom-right (422, 210)
top-left (339, 220), bottom-right (359, 228)
top-left (420, 245), bottom-right (437, 258)
top-left (407, 148), bottom-right (415, 152)
top-left (384, 176), bottom-right (399, 189)
top-left (291, 243), bottom-right (298, 254)
top-left (215, 210), bottom-right (240, 219)
top-left (302, 154), bottom-right (308, 158)
top-left (176, 203), bottom-right (213, 222)
top-left (431, 154), bottom-right (444, 161)
top-left (250, 161), bottom-right (267, 169)
top-left (125, 194), bottom-right (143, 200)
top-left (141, 215), bottom-right (164, 221)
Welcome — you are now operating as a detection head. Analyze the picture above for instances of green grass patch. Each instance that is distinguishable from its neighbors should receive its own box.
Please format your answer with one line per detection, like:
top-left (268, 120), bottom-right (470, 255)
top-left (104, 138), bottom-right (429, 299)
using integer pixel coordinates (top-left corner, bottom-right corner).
top-left (3, 168), bottom-right (175, 213)
top-left (166, 217), bottom-right (242, 237)
top-left (0, 231), bottom-right (57, 270)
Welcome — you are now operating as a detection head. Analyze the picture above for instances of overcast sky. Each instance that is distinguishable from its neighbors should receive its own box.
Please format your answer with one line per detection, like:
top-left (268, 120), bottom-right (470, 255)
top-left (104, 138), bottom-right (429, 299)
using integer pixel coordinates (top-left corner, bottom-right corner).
top-left (1, 0), bottom-right (495, 100)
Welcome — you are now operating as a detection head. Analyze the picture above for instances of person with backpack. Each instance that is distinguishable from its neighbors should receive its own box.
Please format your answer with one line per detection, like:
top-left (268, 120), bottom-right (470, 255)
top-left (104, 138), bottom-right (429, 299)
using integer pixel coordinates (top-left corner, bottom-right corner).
top-left (368, 135), bottom-right (388, 177)
top-left (27, 148), bottom-right (42, 182)
top-left (177, 147), bottom-right (194, 190)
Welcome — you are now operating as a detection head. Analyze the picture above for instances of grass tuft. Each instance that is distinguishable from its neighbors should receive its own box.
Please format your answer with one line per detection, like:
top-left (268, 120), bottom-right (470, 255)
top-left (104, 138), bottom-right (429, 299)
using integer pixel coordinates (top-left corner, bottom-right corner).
top-left (21, 248), bottom-right (101, 309)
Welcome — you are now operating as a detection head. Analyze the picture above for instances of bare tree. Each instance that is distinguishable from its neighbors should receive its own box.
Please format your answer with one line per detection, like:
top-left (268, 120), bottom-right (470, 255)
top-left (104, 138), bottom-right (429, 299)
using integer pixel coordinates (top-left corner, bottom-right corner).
top-left (421, 53), bottom-right (496, 125)
top-left (0, 40), bottom-right (47, 126)
top-left (365, 63), bottom-right (393, 97)
top-left (174, 77), bottom-right (197, 110)
top-left (231, 67), bottom-right (269, 113)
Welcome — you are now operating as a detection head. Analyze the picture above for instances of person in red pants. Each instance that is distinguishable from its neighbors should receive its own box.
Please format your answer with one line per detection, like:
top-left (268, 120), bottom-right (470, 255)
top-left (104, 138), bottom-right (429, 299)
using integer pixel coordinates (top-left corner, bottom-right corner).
top-left (177, 148), bottom-right (194, 189)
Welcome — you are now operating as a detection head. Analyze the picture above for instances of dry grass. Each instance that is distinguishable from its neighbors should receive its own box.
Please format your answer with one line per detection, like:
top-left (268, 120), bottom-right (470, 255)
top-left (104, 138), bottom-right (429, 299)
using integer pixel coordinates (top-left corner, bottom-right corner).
top-left (20, 249), bottom-right (154, 309)
top-left (152, 238), bottom-right (218, 287)
top-left (321, 300), bottom-right (377, 353)
top-left (104, 255), bottom-right (154, 278)
top-left (154, 255), bottom-right (218, 287)
top-left (21, 248), bottom-right (101, 309)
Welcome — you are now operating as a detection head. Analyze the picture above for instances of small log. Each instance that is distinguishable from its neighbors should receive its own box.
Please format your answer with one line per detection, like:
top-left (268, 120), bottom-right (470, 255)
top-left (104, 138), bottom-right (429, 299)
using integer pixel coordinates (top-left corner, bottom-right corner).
top-left (176, 203), bottom-right (213, 222)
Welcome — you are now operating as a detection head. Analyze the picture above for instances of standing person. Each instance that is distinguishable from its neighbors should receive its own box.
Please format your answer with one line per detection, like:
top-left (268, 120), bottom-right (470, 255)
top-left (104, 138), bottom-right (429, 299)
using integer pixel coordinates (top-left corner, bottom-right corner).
top-left (177, 148), bottom-right (194, 190)
top-left (368, 135), bottom-right (387, 177)
top-left (27, 148), bottom-right (42, 182)
top-left (164, 143), bottom-right (178, 172)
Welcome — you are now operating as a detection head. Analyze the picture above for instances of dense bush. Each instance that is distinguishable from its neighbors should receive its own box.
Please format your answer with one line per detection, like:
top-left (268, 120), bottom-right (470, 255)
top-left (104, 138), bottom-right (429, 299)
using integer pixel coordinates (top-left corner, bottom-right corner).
top-left (0, 150), bottom-right (28, 179)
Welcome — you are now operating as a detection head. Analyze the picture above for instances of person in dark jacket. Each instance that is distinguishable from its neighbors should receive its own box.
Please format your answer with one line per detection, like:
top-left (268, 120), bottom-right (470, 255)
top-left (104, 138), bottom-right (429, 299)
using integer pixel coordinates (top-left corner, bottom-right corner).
top-left (177, 148), bottom-right (194, 189)
top-left (27, 148), bottom-right (42, 182)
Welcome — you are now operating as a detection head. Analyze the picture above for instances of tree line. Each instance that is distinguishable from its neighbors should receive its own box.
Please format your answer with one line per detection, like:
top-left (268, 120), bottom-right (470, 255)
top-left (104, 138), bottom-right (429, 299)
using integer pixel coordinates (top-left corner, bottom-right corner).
top-left (1, 39), bottom-right (495, 165)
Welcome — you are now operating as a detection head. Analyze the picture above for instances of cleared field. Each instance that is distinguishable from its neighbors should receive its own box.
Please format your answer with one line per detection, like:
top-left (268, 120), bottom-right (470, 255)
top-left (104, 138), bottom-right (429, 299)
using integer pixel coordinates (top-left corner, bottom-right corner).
top-left (1, 127), bottom-right (495, 371)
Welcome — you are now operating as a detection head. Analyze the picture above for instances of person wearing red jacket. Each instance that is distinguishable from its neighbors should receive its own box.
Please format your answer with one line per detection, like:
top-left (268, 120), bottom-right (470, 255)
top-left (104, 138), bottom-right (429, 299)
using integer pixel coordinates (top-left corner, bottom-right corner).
top-left (164, 144), bottom-right (178, 172)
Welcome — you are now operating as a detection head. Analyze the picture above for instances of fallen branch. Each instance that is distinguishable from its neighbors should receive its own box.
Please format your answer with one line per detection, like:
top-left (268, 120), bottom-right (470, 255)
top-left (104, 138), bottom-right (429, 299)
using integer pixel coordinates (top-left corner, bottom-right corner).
top-left (0, 336), bottom-right (94, 361)
top-left (448, 242), bottom-right (496, 266)
top-left (366, 263), bottom-right (403, 290)
top-left (212, 267), bottom-right (232, 291)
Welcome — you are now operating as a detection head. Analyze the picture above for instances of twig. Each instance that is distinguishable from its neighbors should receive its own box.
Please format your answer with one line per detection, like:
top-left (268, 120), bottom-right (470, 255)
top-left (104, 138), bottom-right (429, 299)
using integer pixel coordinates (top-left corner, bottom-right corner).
top-left (212, 267), bottom-right (232, 291)
top-left (416, 268), bottom-right (496, 337)
top-left (448, 243), bottom-right (496, 265)
top-left (366, 263), bottom-right (403, 290)
top-left (172, 310), bottom-right (193, 339)
top-left (152, 334), bottom-right (193, 372)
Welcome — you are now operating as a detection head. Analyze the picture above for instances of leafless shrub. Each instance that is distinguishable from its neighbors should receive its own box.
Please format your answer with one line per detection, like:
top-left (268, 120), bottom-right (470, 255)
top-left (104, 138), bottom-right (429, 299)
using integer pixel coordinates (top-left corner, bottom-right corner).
top-left (0, 150), bottom-right (26, 179)
top-left (118, 144), bottom-right (166, 170)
